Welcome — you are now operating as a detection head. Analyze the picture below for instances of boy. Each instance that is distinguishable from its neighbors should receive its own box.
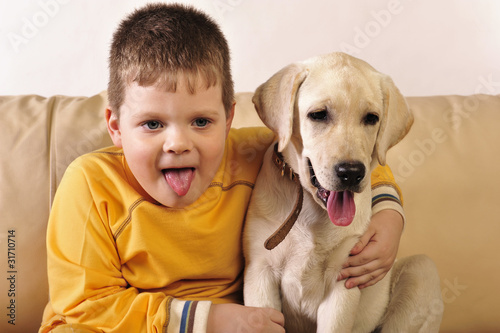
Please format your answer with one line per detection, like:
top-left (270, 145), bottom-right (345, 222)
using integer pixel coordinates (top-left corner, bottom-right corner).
top-left (40, 3), bottom-right (405, 332)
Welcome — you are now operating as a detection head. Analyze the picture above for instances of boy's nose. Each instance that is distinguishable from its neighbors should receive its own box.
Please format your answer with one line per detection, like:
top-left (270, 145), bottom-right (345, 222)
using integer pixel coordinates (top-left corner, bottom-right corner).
top-left (163, 127), bottom-right (193, 154)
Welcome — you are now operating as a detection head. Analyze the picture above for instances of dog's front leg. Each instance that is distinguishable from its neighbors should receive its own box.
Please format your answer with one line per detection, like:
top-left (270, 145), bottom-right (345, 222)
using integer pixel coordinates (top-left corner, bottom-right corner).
top-left (317, 281), bottom-right (361, 333)
top-left (244, 259), bottom-right (282, 311)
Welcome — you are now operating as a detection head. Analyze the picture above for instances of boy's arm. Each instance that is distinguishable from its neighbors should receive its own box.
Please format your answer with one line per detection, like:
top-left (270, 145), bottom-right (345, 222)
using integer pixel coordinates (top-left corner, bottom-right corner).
top-left (370, 163), bottom-right (405, 224)
top-left (337, 164), bottom-right (405, 289)
top-left (41, 161), bottom-right (211, 333)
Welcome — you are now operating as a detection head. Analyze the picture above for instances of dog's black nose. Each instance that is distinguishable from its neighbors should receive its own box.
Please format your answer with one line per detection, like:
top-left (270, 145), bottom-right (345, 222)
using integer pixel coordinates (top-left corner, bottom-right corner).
top-left (335, 162), bottom-right (365, 187)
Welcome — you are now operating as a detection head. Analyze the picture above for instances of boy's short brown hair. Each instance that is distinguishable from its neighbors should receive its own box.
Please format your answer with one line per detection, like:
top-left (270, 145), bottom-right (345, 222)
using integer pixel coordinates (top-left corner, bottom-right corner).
top-left (108, 3), bottom-right (234, 115)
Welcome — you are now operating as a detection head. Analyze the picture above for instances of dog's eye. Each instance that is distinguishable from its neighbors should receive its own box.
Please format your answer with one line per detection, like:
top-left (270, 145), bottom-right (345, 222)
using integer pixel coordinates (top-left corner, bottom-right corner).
top-left (363, 113), bottom-right (379, 125)
top-left (308, 110), bottom-right (328, 122)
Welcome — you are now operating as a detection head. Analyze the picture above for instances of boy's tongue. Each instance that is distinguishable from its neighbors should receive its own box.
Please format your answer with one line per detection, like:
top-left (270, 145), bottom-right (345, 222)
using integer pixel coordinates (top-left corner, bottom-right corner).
top-left (327, 191), bottom-right (355, 226)
top-left (164, 168), bottom-right (194, 196)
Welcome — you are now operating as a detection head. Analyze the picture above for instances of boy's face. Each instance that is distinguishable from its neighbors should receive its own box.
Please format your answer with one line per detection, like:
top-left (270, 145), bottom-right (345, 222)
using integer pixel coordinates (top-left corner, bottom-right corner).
top-left (106, 78), bottom-right (234, 208)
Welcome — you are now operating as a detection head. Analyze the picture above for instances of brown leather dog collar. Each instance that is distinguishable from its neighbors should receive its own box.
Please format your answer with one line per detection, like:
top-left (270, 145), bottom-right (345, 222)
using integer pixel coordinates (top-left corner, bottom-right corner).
top-left (264, 143), bottom-right (304, 250)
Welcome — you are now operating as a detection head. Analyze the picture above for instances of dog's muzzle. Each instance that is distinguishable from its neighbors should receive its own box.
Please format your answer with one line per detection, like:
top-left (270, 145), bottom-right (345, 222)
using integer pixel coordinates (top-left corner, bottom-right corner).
top-left (309, 160), bottom-right (365, 202)
top-left (308, 159), bottom-right (364, 226)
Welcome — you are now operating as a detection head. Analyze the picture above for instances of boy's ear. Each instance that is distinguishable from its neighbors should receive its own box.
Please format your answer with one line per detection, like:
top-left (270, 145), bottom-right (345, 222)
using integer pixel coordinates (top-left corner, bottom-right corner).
top-left (105, 107), bottom-right (123, 148)
top-left (225, 102), bottom-right (236, 138)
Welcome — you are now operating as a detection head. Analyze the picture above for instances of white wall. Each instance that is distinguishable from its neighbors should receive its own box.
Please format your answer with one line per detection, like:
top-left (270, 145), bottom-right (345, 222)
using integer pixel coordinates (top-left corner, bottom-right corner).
top-left (1, 0), bottom-right (500, 98)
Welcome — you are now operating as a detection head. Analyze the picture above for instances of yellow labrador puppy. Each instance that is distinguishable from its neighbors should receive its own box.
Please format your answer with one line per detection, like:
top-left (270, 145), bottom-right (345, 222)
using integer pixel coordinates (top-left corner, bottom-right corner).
top-left (243, 52), bottom-right (443, 332)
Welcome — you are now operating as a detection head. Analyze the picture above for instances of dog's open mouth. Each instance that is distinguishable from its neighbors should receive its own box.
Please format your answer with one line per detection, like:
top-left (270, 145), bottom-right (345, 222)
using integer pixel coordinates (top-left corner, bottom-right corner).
top-left (308, 159), bottom-right (355, 226)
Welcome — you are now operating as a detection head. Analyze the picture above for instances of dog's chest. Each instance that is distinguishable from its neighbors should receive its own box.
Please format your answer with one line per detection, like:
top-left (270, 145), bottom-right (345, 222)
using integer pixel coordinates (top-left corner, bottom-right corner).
top-left (278, 214), bottom-right (358, 318)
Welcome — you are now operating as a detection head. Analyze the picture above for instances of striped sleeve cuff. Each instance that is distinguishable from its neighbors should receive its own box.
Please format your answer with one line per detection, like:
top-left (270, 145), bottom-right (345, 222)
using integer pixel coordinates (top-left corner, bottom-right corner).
top-left (371, 184), bottom-right (406, 229)
top-left (165, 299), bottom-right (212, 333)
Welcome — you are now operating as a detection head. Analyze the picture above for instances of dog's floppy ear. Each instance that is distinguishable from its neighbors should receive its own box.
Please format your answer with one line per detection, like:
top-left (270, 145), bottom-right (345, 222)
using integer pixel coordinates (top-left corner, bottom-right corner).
top-left (252, 63), bottom-right (308, 151)
top-left (375, 75), bottom-right (414, 165)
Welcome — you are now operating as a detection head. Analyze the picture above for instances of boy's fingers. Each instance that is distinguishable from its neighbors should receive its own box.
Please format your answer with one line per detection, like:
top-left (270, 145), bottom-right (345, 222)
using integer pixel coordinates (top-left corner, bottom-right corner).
top-left (338, 254), bottom-right (383, 283)
top-left (245, 307), bottom-right (285, 332)
top-left (345, 242), bottom-right (378, 268)
top-left (358, 270), bottom-right (387, 289)
top-left (345, 268), bottom-right (386, 289)
top-left (349, 240), bottom-right (364, 256)
top-left (255, 308), bottom-right (285, 328)
top-left (343, 258), bottom-right (377, 277)
top-left (350, 233), bottom-right (371, 255)
top-left (271, 311), bottom-right (285, 327)
top-left (263, 307), bottom-right (285, 326)
top-left (350, 226), bottom-right (377, 255)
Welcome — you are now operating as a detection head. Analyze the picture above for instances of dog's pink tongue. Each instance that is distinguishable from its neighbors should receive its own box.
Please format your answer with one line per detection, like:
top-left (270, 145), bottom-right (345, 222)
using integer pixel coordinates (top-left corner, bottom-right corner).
top-left (164, 168), bottom-right (194, 196)
top-left (327, 191), bottom-right (355, 226)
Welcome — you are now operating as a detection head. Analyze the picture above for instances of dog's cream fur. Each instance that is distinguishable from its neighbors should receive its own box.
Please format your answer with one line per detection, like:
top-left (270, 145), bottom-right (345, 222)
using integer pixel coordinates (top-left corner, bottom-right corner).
top-left (243, 52), bottom-right (443, 332)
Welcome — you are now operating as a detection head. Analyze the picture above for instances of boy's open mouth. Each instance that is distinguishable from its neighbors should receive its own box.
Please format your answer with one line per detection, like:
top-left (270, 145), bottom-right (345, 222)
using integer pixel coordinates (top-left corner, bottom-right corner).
top-left (308, 159), bottom-right (355, 226)
top-left (163, 168), bottom-right (195, 197)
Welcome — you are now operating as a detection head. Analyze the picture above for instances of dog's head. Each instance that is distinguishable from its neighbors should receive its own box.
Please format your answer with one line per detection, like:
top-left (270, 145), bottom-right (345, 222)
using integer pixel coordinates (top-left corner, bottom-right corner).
top-left (252, 52), bottom-right (413, 226)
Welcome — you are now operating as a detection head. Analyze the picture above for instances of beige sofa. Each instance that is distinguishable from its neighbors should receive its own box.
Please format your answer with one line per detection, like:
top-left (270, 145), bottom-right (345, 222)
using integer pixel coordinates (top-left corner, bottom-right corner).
top-left (1, 91), bottom-right (499, 333)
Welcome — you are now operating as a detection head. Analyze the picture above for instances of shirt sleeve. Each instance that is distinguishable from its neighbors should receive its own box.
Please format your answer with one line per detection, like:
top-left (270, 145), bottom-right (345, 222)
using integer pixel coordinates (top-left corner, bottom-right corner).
top-left (42, 158), bottom-right (212, 333)
top-left (370, 164), bottom-right (406, 225)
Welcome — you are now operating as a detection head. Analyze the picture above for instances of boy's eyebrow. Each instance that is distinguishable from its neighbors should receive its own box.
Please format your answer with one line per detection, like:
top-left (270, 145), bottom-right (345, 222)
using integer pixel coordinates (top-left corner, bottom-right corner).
top-left (130, 110), bottom-right (164, 120)
top-left (130, 109), bottom-right (222, 119)
top-left (190, 109), bottom-right (223, 118)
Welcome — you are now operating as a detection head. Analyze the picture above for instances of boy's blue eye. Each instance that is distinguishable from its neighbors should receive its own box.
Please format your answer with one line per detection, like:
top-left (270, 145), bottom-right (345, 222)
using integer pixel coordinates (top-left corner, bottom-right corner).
top-left (194, 118), bottom-right (209, 127)
top-left (145, 121), bottom-right (161, 130)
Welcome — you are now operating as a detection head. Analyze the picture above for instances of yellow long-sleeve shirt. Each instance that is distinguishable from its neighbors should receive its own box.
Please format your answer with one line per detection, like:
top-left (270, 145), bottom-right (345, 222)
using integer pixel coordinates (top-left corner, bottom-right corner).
top-left (40, 127), bottom-right (403, 333)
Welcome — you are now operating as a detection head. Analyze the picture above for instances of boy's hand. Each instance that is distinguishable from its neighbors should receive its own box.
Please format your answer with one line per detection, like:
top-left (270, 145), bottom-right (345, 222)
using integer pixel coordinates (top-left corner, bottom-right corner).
top-left (207, 303), bottom-right (285, 333)
top-left (337, 209), bottom-right (403, 289)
